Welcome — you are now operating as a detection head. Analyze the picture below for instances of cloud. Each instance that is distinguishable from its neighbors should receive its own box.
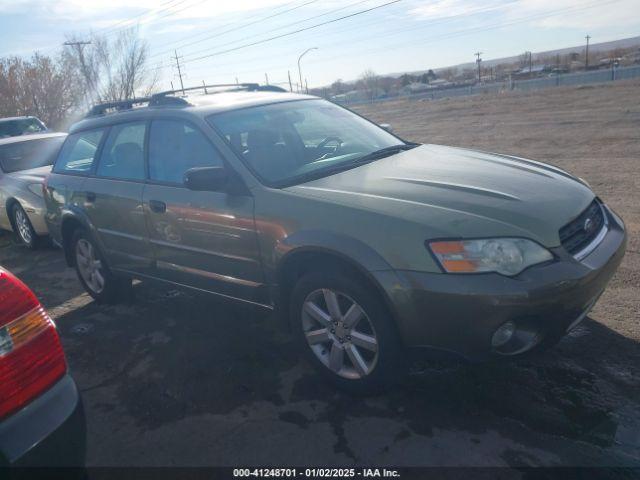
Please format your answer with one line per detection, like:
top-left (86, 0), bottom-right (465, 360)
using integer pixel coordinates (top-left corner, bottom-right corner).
top-left (407, 0), bottom-right (640, 30)
top-left (0, 0), bottom-right (295, 25)
top-left (408, 0), bottom-right (510, 20)
top-left (507, 0), bottom-right (640, 29)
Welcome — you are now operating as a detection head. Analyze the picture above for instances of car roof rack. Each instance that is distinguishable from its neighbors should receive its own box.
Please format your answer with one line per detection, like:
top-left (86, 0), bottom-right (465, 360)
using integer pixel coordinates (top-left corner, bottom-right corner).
top-left (86, 83), bottom-right (288, 118)
top-left (152, 83), bottom-right (288, 98)
top-left (86, 96), bottom-right (189, 117)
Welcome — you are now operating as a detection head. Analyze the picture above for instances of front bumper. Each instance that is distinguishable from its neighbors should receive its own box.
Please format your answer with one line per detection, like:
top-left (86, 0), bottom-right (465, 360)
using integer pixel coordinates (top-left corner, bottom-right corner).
top-left (0, 374), bottom-right (86, 467)
top-left (376, 205), bottom-right (627, 361)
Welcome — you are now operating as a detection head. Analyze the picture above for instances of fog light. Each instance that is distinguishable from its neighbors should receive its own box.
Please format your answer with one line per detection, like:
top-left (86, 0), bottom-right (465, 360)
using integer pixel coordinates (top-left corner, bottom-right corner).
top-left (492, 321), bottom-right (516, 348)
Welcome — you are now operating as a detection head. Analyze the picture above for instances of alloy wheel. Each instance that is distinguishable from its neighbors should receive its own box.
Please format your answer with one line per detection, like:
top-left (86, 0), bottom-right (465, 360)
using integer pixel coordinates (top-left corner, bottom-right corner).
top-left (301, 288), bottom-right (379, 379)
top-left (14, 208), bottom-right (32, 245)
top-left (76, 239), bottom-right (105, 294)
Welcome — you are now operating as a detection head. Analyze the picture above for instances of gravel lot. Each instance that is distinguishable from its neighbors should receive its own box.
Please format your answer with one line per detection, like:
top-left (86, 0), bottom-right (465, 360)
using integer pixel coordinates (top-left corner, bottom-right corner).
top-left (1, 80), bottom-right (639, 469)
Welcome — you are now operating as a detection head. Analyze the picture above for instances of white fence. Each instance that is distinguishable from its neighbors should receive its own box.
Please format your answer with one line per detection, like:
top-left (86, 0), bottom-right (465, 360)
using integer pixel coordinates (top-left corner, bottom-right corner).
top-left (338, 65), bottom-right (640, 106)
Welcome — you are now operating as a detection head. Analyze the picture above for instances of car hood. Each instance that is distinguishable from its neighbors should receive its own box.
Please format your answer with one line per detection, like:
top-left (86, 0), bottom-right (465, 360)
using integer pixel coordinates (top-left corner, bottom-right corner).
top-left (286, 144), bottom-right (595, 247)
top-left (5, 165), bottom-right (51, 183)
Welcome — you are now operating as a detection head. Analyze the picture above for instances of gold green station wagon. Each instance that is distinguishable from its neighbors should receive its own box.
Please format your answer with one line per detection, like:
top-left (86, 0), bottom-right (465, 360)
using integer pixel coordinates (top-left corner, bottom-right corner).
top-left (43, 84), bottom-right (626, 393)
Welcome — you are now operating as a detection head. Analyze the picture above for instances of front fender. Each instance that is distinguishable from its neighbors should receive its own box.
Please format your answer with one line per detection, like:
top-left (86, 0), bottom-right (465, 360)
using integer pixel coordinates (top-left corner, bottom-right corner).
top-left (275, 229), bottom-right (393, 275)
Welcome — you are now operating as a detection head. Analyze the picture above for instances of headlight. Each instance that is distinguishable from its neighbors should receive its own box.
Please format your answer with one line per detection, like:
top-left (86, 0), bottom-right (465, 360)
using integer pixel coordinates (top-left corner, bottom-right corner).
top-left (27, 183), bottom-right (43, 197)
top-left (428, 238), bottom-right (553, 276)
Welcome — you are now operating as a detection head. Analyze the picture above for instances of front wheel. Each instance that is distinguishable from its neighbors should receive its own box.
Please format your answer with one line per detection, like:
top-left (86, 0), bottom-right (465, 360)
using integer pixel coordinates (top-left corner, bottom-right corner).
top-left (12, 203), bottom-right (39, 249)
top-left (72, 229), bottom-right (132, 303)
top-left (290, 269), bottom-right (404, 395)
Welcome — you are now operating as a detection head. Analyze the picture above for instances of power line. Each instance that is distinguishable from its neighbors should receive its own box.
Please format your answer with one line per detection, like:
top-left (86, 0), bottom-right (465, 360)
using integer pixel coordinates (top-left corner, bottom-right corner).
top-left (149, 0), bottom-right (324, 61)
top-left (151, 0), bottom-right (373, 62)
top-left (142, 0), bottom-right (614, 87)
top-left (148, 0), bottom-right (303, 59)
top-left (181, 0), bottom-right (403, 65)
top-left (100, 0), bottom-right (212, 40)
top-left (142, 0), bottom-right (508, 78)
top-left (173, 1), bottom-right (508, 77)
top-left (183, 0), bottom-right (618, 87)
top-left (94, 0), bottom-right (184, 37)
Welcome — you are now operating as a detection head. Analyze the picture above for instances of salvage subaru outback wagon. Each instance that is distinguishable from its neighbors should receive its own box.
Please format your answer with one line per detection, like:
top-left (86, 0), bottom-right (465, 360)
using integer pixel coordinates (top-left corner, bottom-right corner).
top-left (43, 84), bottom-right (626, 393)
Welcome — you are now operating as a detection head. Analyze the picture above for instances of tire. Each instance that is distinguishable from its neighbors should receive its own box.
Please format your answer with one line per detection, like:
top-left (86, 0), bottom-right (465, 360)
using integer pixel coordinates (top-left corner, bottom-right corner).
top-left (290, 268), bottom-right (404, 395)
top-left (71, 228), bottom-right (132, 304)
top-left (12, 203), bottom-right (39, 249)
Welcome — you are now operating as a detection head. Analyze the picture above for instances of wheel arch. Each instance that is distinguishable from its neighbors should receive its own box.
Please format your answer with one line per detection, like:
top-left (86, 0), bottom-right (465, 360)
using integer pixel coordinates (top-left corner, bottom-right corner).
top-left (60, 209), bottom-right (101, 267)
top-left (5, 197), bottom-right (19, 233)
top-left (276, 246), bottom-right (401, 340)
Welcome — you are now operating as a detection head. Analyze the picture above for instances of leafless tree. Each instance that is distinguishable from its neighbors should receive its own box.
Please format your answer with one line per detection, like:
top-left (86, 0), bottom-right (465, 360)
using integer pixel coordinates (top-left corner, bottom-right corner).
top-left (331, 78), bottom-right (345, 95)
top-left (65, 27), bottom-right (159, 104)
top-left (359, 69), bottom-right (378, 101)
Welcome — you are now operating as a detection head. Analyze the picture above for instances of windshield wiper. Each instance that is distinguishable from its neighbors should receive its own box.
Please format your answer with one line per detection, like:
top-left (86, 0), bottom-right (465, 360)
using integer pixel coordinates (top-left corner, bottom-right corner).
top-left (355, 143), bottom-right (418, 163)
top-left (318, 144), bottom-right (418, 177)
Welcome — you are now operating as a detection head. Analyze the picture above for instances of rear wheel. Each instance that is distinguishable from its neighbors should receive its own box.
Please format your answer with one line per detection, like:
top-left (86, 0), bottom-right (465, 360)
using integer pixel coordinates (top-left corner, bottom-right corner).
top-left (72, 228), bottom-right (132, 303)
top-left (12, 203), bottom-right (39, 249)
top-left (290, 269), bottom-right (404, 394)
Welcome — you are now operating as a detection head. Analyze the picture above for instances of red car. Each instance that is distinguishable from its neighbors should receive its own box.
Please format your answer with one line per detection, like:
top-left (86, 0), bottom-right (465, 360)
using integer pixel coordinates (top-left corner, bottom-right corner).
top-left (0, 267), bottom-right (85, 467)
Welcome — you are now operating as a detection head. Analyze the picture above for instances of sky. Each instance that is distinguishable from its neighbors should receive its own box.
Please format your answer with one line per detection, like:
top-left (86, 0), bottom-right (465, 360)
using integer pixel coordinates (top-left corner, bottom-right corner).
top-left (0, 0), bottom-right (639, 90)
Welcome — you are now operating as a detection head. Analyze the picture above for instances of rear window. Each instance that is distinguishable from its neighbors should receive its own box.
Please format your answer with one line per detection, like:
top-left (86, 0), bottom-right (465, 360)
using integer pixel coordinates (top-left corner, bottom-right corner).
top-left (0, 136), bottom-right (65, 173)
top-left (53, 129), bottom-right (106, 175)
top-left (0, 118), bottom-right (46, 138)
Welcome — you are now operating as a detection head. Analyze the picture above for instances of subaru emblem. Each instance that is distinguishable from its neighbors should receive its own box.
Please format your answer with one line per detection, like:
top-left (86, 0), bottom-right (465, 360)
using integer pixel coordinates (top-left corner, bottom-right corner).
top-left (584, 217), bottom-right (594, 233)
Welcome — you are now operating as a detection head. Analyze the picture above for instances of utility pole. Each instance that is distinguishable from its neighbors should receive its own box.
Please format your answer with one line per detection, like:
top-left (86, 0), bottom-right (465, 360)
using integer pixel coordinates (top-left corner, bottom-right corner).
top-left (305, 78), bottom-right (309, 94)
top-left (527, 51), bottom-right (533, 74)
top-left (202, 80), bottom-right (208, 94)
top-left (265, 73), bottom-right (269, 85)
top-left (173, 50), bottom-right (185, 94)
top-left (298, 47), bottom-right (318, 94)
top-left (288, 70), bottom-right (293, 92)
top-left (63, 40), bottom-right (94, 104)
top-left (475, 52), bottom-right (482, 83)
top-left (585, 35), bottom-right (591, 70)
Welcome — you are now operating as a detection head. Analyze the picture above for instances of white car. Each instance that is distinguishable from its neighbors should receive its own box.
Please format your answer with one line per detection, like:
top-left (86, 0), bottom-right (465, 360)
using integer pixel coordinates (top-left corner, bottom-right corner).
top-left (0, 132), bottom-right (66, 248)
top-left (0, 116), bottom-right (48, 138)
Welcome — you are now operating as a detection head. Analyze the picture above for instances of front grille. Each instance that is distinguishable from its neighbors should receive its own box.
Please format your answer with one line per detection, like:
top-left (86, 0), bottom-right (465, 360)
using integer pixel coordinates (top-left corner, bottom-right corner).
top-left (559, 200), bottom-right (606, 255)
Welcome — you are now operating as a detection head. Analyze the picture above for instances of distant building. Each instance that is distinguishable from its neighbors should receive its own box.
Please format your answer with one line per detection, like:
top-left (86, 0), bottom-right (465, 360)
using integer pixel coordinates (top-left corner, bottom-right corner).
top-left (511, 64), bottom-right (552, 79)
top-left (403, 82), bottom-right (431, 94)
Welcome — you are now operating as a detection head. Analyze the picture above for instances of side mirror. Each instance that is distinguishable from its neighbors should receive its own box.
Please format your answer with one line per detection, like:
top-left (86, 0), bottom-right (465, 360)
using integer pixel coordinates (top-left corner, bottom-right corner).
top-left (379, 123), bottom-right (394, 133)
top-left (184, 166), bottom-right (228, 192)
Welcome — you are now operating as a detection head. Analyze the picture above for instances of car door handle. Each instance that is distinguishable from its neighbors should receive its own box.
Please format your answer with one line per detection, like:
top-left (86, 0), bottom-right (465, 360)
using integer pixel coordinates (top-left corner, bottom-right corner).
top-left (149, 200), bottom-right (167, 214)
top-left (86, 191), bottom-right (96, 203)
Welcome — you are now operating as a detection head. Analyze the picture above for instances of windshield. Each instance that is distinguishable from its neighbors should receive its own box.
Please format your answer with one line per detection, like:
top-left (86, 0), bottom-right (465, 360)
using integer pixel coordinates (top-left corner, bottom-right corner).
top-left (0, 136), bottom-right (65, 173)
top-left (0, 118), bottom-right (47, 138)
top-left (207, 99), bottom-right (403, 186)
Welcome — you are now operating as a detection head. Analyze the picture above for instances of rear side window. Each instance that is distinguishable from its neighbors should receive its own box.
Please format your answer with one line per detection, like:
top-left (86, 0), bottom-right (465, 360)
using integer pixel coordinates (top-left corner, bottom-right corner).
top-left (96, 122), bottom-right (146, 181)
top-left (148, 119), bottom-right (223, 185)
top-left (53, 129), bottom-right (106, 174)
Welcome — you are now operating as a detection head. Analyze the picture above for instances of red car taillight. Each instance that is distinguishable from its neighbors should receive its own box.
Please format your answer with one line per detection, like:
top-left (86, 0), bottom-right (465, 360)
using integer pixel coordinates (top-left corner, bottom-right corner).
top-left (0, 268), bottom-right (67, 420)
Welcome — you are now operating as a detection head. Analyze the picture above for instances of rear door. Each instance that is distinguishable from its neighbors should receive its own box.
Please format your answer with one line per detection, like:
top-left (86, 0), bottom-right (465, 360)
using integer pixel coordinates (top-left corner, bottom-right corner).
top-left (83, 121), bottom-right (152, 274)
top-left (142, 118), bottom-right (266, 305)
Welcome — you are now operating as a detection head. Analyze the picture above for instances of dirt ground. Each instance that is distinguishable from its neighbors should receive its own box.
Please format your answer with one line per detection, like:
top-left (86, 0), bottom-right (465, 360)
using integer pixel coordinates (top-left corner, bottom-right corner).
top-left (1, 80), bottom-right (639, 470)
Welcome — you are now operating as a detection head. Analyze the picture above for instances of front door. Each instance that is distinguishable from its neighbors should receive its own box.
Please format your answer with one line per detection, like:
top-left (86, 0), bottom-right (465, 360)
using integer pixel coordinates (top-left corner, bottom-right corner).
top-left (142, 118), bottom-right (266, 305)
top-left (83, 121), bottom-right (151, 274)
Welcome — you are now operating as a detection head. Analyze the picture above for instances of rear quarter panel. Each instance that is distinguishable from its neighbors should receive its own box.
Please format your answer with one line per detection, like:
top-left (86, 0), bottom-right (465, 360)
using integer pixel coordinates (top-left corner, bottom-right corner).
top-left (43, 173), bottom-right (87, 244)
